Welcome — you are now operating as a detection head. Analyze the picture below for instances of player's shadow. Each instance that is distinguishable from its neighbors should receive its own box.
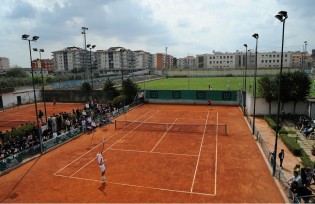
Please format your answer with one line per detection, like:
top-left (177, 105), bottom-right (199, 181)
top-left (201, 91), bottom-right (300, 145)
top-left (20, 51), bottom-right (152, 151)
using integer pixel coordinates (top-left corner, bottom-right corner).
top-left (98, 182), bottom-right (107, 196)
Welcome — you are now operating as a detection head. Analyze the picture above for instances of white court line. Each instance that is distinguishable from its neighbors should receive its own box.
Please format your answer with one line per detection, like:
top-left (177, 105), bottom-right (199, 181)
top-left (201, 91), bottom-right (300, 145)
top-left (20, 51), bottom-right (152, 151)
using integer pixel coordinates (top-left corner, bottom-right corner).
top-left (190, 110), bottom-right (210, 192)
top-left (54, 108), bottom-right (216, 196)
top-left (54, 173), bottom-right (216, 197)
top-left (150, 119), bottom-right (178, 152)
top-left (69, 110), bottom-right (159, 177)
top-left (54, 110), bottom-right (155, 176)
top-left (109, 147), bottom-right (198, 157)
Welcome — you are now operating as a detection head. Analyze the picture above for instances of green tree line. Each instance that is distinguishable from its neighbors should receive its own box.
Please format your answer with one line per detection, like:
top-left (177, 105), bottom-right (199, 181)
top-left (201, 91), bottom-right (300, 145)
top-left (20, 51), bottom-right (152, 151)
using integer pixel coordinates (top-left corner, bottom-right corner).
top-left (258, 71), bottom-right (311, 115)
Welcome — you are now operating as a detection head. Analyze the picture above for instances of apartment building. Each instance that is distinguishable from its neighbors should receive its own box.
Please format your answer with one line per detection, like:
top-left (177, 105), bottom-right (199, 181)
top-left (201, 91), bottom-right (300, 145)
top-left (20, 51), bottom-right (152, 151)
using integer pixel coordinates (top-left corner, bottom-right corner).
top-left (52, 46), bottom-right (97, 73)
top-left (152, 53), bottom-right (173, 70)
top-left (177, 56), bottom-right (196, 69)
top-left (0, 57), bottom-right (10, 70)
top-left (196, 51), bottom-right (292, 69)
top-left (134, 50), bottom-right (153, 69)
top-left (196, 52), bottom-right (241, 69)
top-left (32, 59), bottom-right (54, 73)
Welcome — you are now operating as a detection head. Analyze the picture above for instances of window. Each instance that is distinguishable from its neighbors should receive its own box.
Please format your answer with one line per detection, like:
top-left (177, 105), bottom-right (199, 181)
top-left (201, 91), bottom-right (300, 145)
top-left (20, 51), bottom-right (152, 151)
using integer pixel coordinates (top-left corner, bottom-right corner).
top-left (220, 56), bottom-right (222, 59)
top-left (261, 60), bottom-right (264, 63)
top-left (209, 56), bottom-right (212, 59)
top-left (285, 54), bottom-right (287, 57)
top-left (223, 56), bottom-right (226, 59)
top-left (227, 56), bottom-right (229, 59)
top-left (230, 56), bottom-right (233, 59)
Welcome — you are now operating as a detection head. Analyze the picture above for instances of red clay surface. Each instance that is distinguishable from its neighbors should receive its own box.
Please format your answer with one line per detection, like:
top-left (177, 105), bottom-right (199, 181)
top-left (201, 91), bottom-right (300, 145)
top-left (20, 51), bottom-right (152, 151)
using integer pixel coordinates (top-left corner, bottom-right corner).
top-left (0, 104), bottom-right (284, 203)
top-left (0, 102), bottom-right (84, 130)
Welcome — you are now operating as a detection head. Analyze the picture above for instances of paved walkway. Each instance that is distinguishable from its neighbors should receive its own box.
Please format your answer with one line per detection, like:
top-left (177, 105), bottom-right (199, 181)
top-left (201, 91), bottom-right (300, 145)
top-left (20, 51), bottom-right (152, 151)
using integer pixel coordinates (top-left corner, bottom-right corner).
top-left (283, 120), bottom-right (315, 161)
top-left (255, 117), bottom-right (315, 181)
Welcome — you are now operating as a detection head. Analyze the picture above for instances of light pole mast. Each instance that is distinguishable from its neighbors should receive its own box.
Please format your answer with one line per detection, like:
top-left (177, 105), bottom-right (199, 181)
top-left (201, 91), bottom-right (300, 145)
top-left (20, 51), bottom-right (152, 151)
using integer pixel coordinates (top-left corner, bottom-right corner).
top-left (81, 27), bottom-right (88, 81)
top-left (273, 10), bottom-right (288, 176)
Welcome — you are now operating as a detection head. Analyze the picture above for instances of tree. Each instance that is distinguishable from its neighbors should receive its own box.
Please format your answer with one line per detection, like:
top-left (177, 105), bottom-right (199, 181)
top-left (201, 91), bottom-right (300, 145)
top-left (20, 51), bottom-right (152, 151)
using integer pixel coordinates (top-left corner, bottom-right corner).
top-left (122, 78), bottom-right (140, 105)
top-left (102, 78), bottom-right (119, 102)
top-left (258, 76), bottom-right (277, 115)
top-left (81, 82), bottom-right (92, 92)
top-left (46, 76), bottom-right (55, 83)
top-left (258, 71), bottom-right (312, 115)
top-left (290, 71), bottom-right (311, 114)
top-left (6, 68), bottom-right (28, 78)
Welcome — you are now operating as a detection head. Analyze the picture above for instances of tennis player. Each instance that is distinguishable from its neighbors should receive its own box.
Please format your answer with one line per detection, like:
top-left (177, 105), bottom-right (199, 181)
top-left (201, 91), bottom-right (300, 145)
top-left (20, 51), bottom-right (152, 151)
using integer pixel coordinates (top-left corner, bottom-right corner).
top-left (97, 140), bottom-right (106, 181)
top-left (208, 98), bottom-right (212, 109)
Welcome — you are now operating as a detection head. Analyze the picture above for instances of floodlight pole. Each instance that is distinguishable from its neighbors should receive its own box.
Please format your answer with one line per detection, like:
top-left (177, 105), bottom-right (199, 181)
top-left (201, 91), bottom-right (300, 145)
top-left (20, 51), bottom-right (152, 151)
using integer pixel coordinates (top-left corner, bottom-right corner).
top-left (22, 34), bottom-right (42, 154)
top-left (252, 33), bottom-right (259, 136)
top-left (273, 11), bottom-right (288, 177)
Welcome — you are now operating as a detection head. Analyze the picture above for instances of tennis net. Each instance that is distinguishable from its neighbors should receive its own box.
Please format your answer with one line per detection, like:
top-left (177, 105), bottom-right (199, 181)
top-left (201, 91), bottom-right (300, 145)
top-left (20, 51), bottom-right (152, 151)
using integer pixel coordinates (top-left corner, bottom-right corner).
top-left (115, 120), bottom-right (227, 135)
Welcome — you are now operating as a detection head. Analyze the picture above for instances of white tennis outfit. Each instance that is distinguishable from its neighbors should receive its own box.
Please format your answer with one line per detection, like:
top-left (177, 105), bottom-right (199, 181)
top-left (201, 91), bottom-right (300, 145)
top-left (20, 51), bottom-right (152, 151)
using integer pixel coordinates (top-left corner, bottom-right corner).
top-left (97, 153), bottom-right (105, 172)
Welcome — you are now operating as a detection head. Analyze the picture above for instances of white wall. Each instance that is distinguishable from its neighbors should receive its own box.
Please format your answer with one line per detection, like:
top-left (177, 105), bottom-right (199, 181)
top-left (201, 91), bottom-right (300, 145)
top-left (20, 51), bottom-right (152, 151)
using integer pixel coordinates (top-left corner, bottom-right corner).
top-left (246, 92), bottom-right (309, 116)
top-left (1, 88), bottom-right (40, 109)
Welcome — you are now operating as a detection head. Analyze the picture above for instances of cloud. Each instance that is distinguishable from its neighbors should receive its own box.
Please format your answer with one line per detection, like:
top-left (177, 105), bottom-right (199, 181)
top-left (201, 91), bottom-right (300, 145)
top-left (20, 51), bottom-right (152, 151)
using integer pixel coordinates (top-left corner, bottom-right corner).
top-left (0, 0), bottom-right (314, 67)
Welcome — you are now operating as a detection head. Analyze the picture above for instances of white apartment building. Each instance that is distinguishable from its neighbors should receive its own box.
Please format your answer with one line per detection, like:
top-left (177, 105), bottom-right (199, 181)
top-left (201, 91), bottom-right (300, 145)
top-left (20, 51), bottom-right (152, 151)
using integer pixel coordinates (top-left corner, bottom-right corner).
top-left (134, 50), bottom-right (153, 69)
top-left (52, 46), bottom-right (82, 72)
top-left (52, 46), bottom-right (96, 72)
top-left (0, 57), bottom-right (10, 70)
top-left (177, 56), bottom-right (196, 69)
top-left (259, 51), bottom-right (292, 68)
top-left (96, 47), bottom-right (136, 75)
top-left (197, 51), bottom-right (292, 69)
top-left (197, 52), bottom-right (240, 69)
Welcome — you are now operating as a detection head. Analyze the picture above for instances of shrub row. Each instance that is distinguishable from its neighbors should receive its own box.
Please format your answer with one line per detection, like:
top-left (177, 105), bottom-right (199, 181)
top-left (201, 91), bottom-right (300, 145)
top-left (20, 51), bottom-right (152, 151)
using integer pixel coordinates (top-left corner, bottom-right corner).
top-left (264, 115), bottom-right (314, 167)
top-left (263, 116), bottom-right (288, 134)
top-left (3, 122), bottom-right (35, 143)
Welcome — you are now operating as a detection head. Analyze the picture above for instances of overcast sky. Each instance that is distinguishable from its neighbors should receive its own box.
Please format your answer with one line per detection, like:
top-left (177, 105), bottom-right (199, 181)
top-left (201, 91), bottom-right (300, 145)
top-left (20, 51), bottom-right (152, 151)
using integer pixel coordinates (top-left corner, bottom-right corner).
top-left (1, 0), bottom-right (314, 68)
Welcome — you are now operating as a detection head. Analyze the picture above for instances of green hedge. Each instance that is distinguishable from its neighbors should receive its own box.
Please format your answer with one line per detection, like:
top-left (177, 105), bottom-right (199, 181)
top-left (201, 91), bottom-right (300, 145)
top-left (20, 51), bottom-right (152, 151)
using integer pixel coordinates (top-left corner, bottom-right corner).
top-left (264, 116), bottom-right (287, 134)
top-left (264, 115), bottom-right (314, 167)
top-left (4, 122), bottom-right (35, 143)
top-left (279, 134), bottom-right (301, 156)
top-left (300, 149), bottom-right (314, 168)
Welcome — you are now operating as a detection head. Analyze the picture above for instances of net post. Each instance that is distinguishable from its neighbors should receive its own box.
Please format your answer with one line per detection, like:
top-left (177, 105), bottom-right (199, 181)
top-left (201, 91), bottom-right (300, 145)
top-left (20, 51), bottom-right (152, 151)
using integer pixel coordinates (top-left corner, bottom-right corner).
top-left (225, 124), bottom-right (227, 135)
top-left (114, 120), bottom-right (116, 130)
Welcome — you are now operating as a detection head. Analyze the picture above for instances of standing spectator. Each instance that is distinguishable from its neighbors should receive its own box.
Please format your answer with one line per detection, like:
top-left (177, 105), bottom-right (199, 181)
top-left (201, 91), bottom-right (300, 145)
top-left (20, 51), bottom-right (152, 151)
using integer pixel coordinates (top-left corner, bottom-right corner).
top-left (0, 131), bottom-right (4, 144)
top-left (65, 118), bottom-right (71, 131)
top-left (81, 118), bottom-right (86, 132)
top-left (287, 170), bottom-right (303, 189)
top-left (38, 110), bottom-right (44, 120)
top-left (278, 149), bottom-right (284, 168)
top-left (294, 164), bottom-right (301, 175)
top-left (51, 114), bottom-right (57, 132)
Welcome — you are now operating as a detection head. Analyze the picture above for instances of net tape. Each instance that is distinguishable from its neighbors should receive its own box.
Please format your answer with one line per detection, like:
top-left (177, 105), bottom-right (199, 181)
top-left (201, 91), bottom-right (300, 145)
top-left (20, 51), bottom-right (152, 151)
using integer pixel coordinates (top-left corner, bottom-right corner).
top-left (115, 120), bottom-right (227, 135)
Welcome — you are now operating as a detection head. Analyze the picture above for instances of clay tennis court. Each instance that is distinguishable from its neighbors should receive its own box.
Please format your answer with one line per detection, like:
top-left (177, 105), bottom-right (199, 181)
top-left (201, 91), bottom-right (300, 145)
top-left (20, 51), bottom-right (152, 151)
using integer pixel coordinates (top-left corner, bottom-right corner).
top-left (0, 104), bottom-right (284, 203)
top-left (0, 102), bottom-right (84, 130)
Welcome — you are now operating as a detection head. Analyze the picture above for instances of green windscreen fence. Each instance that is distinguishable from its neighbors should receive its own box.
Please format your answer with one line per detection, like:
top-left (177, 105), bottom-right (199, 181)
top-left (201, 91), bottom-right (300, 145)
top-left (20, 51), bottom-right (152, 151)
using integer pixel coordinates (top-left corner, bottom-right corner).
top-left (145, 90), bottom-right (238, 102)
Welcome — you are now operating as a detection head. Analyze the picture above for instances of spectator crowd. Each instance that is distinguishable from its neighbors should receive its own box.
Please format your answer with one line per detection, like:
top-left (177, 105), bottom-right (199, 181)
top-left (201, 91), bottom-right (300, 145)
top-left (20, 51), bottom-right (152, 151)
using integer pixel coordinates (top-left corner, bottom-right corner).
top-left (0, 100), bottom-right (115, 160)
